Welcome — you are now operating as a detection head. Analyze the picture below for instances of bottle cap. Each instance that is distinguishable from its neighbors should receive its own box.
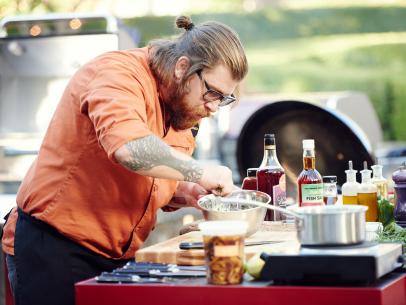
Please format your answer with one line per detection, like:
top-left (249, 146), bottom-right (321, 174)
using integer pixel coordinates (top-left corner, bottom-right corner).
top-left (246, 168), bottom-right (258, 178)
top-left (360, 161), bottom-right (372, 183)
top-left (392, 162), bottom-right (406, 185)
top-left (302, 139), bottom-right (315, 149)
top-left (371, 164), bottom-right (383, 178)
top-left (323, 176), bottom-right (337, 183)
top-left (345, 160), bottom-right (358, 183)
top-left (264, 134), bottom-right (275, 146)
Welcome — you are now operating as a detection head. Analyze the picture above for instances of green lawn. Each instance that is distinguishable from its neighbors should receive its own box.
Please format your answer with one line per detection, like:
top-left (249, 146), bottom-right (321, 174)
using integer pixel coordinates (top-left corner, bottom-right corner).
top-left (124, 7), bottom-right (406, 141)
top-left (244, 32), bottom-right (406, 140)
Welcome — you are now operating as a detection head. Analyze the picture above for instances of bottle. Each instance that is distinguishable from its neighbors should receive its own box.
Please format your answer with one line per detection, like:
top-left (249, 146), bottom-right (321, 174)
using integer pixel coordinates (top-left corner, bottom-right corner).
top-left (297, 139), bottom-right (323, 207)
top-left (323, 176), bottom-right (338, 205)
top-left (342, 161), bottom-right (360, 205)
top-left (393, 162), bottom-right (406, 227)
top-left (257, 134), bottom-right (286, 221)
top-left (358, 161), bottom-right (378, 222)
top-left (241, 168), bottom-right (258, 191)
top-left (371, 164), bottom-right (388, 200)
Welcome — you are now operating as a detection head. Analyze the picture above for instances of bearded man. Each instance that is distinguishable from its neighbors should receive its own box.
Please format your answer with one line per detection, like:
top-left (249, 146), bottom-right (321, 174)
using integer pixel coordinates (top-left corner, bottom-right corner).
top-left (1, 15), bottom-right (248, 305)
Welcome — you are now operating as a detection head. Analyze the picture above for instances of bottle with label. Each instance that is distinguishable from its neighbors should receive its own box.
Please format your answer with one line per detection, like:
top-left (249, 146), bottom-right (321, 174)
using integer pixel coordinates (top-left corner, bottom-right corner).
top-left (371, 164), bottom-right (388, 200)
top-left (342, 160), bottom-right (360, 205)
top-left (358, 161), bottom-right (378, 222)
top-left (241, 168), bottom-right (258, 191)
top-left (323, 176), bottom-right (338, 205)
top-left (298, 139), bottom-right (323, 207)
top-left (257, 134), bottom-right (286, 221)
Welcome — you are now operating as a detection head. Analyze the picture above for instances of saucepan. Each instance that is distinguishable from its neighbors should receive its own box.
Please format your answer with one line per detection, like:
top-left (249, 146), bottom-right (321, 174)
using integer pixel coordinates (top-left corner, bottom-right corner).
top-left (201, 191), bottom-right (367, 246)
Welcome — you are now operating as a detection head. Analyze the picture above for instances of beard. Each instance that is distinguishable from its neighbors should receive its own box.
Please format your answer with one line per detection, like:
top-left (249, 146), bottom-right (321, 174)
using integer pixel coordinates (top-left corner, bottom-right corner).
top-left (163, 79), bottom-right (210, 131)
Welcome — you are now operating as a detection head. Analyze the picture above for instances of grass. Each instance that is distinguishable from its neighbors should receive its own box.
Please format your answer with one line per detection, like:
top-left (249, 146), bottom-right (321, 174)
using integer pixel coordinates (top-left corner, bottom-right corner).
top-left (123, 7), bottom-right (406, 141)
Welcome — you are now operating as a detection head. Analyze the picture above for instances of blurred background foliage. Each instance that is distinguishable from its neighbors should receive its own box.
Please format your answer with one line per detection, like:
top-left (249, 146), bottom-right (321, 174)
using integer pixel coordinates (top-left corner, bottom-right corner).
top-left (1, 0), bottom-right (406, 141)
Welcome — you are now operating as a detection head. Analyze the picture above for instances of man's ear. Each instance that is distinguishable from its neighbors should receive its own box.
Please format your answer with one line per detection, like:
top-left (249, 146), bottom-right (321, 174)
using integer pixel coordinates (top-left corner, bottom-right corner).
top-left (174, 56), bottom-right (191, 81)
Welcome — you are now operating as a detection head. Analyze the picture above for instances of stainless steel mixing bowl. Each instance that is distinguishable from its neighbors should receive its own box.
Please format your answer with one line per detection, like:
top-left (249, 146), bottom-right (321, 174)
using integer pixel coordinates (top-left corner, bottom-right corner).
top-left (197, 190), bottom-right (271, 236)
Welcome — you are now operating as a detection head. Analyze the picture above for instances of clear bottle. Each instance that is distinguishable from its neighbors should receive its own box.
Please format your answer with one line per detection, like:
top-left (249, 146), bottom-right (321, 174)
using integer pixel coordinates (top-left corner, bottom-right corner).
top-left (342, 161), bottom-right (360, 205)
top-left (371, 164), bottom-right (388, 200)
top-left (297, 139), bottom-right (323, 207)
top-left (242, 168), bottom-right (258, 191)
top-left (323, 176), bottom-right (338, 205)
top-left (358, 161), bottom-right (378, 222)
top-left (257, 134), bottom-right (286, 221)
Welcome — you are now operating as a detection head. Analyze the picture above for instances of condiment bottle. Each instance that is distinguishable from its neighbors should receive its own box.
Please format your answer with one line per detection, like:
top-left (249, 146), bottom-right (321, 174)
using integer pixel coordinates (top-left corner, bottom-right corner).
top-left (342, 160), bottom-right (360, 205)
top-left (242, 168), bottom-right (258, 191)
top-left (371, 164), bottom-right (388, 200)
top-left (257, 134), bottom-right (286, 221)
top-left (297, 139), bottom-right (323, 207)
top-left (393, 162), bottom-right (406, 228)
top-left (323, 176), bottom-right (338, 205)
top-left (358, 161), bottom-right (378, 222)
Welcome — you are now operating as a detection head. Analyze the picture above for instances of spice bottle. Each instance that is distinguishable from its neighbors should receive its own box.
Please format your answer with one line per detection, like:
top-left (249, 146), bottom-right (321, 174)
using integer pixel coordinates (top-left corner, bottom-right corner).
top-left (297, 139), bottom-right (323, 207)
top-left (358, 161), bottom-right (378, 222)
top-left (342, 160), bottom-right (360, 205)
top-left (323, 176), bottom-right (338, 205)
top-left (371, 164), bottom-right (388, 200)
top-left (242, 168), bottom-right (258, 191)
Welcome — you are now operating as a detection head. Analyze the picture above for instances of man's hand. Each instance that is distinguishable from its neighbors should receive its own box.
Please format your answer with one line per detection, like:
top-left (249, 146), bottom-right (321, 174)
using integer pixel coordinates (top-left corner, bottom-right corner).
top-left (169, 181), bottom-right (209, 209)
top-left (198, 164), bottom-right (234, 196)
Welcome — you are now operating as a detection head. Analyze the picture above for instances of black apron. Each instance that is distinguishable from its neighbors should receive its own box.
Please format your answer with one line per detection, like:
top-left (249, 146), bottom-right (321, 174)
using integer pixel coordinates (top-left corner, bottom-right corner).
top-left (10, 208), bottom-right (129, 305)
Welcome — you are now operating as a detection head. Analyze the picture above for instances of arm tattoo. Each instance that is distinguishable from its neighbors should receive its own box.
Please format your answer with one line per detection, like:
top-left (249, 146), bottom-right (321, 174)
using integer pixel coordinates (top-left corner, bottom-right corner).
top-left (122, 135), bottom-right (203, 182)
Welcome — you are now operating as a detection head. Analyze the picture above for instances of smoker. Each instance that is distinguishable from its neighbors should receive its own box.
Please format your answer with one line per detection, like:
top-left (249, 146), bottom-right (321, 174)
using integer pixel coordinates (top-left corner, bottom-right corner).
top-left (0, 13), bottom-right (137, 193)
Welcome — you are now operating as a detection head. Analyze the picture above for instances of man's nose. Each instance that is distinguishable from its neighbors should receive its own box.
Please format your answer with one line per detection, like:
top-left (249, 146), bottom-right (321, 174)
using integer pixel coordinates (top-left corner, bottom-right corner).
top-left (205, 100), bottom-right (220, 112)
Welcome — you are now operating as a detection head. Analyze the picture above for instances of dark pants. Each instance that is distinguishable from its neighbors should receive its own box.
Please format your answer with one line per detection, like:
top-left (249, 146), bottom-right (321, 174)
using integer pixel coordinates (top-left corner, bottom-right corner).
top-left (6, 209), bottom-right (129, 305)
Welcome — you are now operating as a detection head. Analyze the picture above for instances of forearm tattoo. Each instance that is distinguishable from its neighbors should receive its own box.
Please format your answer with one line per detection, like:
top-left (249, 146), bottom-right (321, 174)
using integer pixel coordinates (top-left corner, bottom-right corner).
top-left (122, 135), bottom-right (203, 182)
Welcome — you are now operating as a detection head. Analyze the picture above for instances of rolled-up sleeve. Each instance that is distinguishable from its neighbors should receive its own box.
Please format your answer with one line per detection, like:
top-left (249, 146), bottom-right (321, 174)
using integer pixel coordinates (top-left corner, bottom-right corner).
top-left (80, 54), bottom-right (153, 161)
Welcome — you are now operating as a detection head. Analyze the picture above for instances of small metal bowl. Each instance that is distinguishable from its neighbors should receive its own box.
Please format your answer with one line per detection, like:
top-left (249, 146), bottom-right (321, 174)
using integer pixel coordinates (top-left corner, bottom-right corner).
top-left (197, 190), bottom-right (271, 236)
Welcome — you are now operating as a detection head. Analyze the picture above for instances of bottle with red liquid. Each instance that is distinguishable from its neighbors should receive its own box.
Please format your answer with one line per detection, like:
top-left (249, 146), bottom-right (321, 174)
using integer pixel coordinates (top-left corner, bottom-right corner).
top-left (298, 139), bottom-right (323, 207)
top-left (242, 168), bottom-right (258, 191)
top-left (257, 134), bottom-right (286, 221)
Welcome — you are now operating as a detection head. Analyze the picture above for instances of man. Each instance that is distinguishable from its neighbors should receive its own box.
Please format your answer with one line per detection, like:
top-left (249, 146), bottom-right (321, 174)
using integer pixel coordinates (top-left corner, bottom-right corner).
top-left (1, 15), bottom-right (248, 305)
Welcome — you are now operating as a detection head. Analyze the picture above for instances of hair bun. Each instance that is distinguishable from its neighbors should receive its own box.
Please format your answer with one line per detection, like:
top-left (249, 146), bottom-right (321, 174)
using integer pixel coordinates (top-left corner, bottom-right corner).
top-left (176, 16), bottom-right (194, 31)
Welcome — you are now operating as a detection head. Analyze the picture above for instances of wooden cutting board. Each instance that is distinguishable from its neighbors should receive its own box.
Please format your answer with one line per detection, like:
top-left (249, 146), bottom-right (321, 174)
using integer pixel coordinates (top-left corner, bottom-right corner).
top-left (135, 222), bottom-right (299, 265)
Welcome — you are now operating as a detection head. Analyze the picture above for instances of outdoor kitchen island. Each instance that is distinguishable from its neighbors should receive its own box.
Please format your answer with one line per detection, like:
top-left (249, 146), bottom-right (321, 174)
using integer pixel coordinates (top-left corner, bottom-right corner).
top-left (75, 271), bottom-right (406, 305)
top-left (75, 222), bottom-right (406, 305)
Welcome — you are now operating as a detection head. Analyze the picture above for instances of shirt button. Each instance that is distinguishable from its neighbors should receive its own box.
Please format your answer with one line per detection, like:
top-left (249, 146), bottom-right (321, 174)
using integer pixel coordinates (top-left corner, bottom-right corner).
top-left (153, 185), bottom-right (158, 191)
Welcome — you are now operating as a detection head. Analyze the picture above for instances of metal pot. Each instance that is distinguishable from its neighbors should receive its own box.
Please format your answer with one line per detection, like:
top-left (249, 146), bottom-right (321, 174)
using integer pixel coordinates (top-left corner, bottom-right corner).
top-left (275, 204), bottom-right (368, 246)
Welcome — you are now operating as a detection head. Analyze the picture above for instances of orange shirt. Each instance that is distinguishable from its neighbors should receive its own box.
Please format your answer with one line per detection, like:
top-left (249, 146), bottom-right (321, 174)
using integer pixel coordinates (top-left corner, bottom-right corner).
top-left (2, 47), bottom-right (195, 259)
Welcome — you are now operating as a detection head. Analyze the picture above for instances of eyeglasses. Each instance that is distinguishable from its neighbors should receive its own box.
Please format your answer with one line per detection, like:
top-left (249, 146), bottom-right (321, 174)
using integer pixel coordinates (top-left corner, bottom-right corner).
top-left (196, 70), bottom-right (236, 107)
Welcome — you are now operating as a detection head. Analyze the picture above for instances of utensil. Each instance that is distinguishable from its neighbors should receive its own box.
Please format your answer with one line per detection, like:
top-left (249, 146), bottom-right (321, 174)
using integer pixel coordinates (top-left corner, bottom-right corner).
top-left (197, 190), bottom-right (271, 236)
top-left (236, 198), bottom-right (367, 246)
top-left (201, 191), bottom-right (368, 246)
top-left (179, 240), bottom-right (283, 250)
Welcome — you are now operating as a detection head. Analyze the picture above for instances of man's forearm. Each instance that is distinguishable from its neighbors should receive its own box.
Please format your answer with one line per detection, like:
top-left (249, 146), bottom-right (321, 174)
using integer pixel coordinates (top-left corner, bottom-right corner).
top-left (116, 135), bottom-right (203, 182)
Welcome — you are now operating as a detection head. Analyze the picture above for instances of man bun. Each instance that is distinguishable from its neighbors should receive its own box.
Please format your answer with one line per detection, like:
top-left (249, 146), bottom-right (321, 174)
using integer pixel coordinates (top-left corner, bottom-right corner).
top-left (176, 16), bottom-right (195, 31)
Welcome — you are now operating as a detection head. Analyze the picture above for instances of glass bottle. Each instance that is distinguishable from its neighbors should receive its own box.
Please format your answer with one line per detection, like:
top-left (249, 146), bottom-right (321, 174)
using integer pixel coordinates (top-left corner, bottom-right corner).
top-left (342, 160), bottom-right (360, 205)
top-left (257, 134), bottom-right (286, 221)
top-left (358, 161), bottom-right (378, 222)
top-left (323, 176), bottom-right (338, 205)
top-left (371, 164), bottom-right (388, 200)
top-left (298, 139), bottom-right (323, 207)
top-left (242, 168), bottom-right (258, 191)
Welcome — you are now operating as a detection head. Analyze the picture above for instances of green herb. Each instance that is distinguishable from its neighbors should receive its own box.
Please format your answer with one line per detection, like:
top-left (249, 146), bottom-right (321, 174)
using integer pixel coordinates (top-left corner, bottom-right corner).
top-left (378, 197), bottom-right (395, 227)
top-left (377, 222), bottom-right (406, 253)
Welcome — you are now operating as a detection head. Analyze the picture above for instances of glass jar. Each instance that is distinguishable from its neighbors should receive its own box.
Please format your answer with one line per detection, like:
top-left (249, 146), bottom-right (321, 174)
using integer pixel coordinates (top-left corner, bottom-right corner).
top-left (323, 176), bottom-right (338, 205)
top-left (242, 168), bottom-right (258, 191)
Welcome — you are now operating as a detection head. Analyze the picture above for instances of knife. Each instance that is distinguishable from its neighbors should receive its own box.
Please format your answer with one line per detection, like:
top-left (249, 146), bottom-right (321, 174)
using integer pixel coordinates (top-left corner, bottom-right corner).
top-left (179, 240), bottom-right (283, 250)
